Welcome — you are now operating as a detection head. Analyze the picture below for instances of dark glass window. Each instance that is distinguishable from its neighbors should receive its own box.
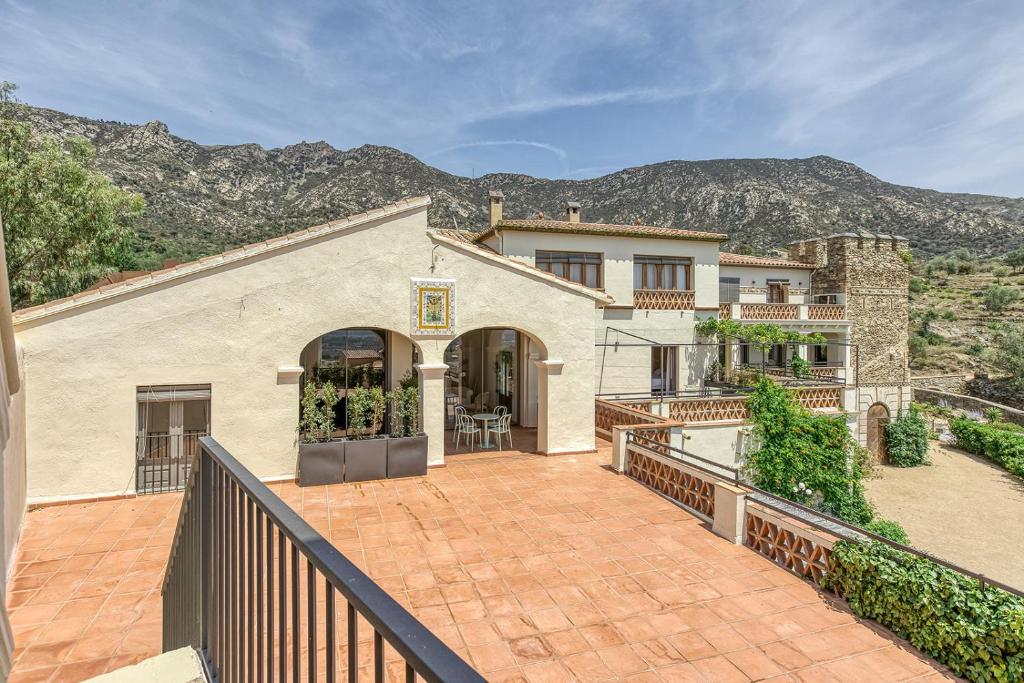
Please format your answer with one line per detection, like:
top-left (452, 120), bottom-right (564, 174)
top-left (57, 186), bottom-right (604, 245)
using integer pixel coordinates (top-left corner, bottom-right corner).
top-left (719, 276), bottom-right (740, 303)
top-left (536, 251), bottom-right (602, 288)
top-left (634, 255), bottom-right (691, 290)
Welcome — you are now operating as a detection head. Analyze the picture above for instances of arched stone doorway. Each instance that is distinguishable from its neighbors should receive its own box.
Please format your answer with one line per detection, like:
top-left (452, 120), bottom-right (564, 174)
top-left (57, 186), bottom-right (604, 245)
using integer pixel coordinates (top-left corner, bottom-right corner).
top-left (866, 402), bottom-right (891, 463)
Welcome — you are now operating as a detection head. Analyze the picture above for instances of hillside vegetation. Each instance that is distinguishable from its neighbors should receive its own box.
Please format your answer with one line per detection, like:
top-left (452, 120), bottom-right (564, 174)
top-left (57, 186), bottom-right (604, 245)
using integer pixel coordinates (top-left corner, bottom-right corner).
top-left (909, 249), bottom-right (1024, 380)
top-left (20, 105), bottom-right (1024, 269)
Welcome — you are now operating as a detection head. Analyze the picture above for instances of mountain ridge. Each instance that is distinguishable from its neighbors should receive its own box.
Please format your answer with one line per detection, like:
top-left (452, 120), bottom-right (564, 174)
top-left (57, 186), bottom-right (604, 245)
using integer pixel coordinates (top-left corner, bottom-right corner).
top-left (21, 104), bottom-right (1024, 264)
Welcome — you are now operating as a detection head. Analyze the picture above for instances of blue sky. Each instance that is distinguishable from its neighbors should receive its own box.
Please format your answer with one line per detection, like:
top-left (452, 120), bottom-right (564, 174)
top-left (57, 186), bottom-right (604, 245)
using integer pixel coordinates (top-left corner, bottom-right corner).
top-left (3, 0), bottom-right (1024, 196)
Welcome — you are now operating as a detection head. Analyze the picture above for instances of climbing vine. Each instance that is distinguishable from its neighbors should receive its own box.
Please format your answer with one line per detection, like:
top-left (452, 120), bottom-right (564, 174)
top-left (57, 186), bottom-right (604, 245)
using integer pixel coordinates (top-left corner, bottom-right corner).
top-left (695, 318), bottom-right (826, 348)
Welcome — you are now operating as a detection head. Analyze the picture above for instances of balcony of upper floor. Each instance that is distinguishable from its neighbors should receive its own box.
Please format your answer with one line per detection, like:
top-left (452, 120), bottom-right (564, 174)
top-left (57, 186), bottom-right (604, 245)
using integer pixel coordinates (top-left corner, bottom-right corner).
top-left (717, 293), bottom-right (848, 324)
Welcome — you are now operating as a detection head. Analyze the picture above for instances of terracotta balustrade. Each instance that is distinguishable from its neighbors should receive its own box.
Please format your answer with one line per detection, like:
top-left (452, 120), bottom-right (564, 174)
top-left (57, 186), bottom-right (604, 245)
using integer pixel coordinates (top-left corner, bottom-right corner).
top-left (632, 289), bottom-right (695, 310)
top-left (808, 304), bottom-right (846, 321)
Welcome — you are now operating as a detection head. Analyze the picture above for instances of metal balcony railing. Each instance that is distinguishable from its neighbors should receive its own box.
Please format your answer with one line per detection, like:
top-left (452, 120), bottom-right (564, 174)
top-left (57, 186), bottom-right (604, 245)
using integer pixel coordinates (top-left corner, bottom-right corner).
top-left (162, 436), bottom-right (484, 683)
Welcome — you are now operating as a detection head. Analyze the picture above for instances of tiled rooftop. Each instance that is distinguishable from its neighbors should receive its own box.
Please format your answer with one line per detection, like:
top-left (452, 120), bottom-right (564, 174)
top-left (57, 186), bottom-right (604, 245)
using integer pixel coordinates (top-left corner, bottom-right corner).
top-left (475, 219), bottom-right (729, 243)
top-left (6, 437), bottom-right (953, 682)
top-left (718, 252), bottom-right (817, 269)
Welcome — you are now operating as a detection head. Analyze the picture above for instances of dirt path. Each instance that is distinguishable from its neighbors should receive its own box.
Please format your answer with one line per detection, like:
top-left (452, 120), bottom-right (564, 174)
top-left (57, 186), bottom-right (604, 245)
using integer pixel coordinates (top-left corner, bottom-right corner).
top-left (864, 441), bottom-right (1024, 589)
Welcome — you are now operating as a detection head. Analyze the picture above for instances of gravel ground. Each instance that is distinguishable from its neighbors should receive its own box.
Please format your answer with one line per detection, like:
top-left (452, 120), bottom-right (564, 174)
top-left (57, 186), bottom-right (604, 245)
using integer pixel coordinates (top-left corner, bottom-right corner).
top-left (863, 441), bottom-right (1024, 590)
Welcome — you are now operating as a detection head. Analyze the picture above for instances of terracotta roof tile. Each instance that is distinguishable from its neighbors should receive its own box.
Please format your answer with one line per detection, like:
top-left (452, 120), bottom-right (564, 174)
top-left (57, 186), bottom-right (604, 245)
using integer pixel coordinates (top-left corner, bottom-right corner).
top-left (718, 252), bottom-right (816, 269)
top-left (474, 218), bottom-right (728, 243)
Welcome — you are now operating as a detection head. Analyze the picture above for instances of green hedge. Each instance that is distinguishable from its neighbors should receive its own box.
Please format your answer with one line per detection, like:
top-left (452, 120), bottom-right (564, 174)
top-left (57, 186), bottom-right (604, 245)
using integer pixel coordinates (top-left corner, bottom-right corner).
top-left (950, 418), bottom-right (1024, 479)
top-left (885, 408), bottom-right (930, 467)
top-left (826, 541), bottom-right (1024, 682)
top-left (863, 518), bottom-right (910, 544)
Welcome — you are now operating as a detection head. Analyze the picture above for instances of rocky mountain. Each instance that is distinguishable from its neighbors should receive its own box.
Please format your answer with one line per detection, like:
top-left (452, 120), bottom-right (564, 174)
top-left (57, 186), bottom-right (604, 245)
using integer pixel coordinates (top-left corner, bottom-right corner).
top-left (23, 105), bottom-right (1024, 265)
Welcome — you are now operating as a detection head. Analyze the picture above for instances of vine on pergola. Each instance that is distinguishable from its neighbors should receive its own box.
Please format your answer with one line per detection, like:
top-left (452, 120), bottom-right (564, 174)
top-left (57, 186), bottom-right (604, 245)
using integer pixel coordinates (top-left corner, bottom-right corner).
top-left (695, 318), bottom-right (827, 349)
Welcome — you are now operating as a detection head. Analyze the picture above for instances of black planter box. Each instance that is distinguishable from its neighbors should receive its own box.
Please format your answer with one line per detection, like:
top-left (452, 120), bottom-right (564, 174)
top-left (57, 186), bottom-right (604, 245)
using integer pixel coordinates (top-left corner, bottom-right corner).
top-left (297, 441), bottom-right (345, 487)
top-left (386, 434), bottom-right (428, 478)
top-left (344, 438), bottom-right (388, 483)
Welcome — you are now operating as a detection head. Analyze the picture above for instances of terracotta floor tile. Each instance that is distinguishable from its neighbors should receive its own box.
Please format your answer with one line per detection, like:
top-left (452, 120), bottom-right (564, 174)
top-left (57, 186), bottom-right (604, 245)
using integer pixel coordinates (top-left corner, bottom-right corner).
top-left (5, 440), bottom-right (948, 682)
top-left (726, 647), bottom-right (786, 680)
top-left (689, 654), bottom-right (751, 682)
top-left (510, 635), bottom-right (554, 664)
top-left (545, 629), bottom-right (590, 657)
top-left (596, 644), bottom-right (649, 677)
top-left (468, 641), bottom-right (517, 672)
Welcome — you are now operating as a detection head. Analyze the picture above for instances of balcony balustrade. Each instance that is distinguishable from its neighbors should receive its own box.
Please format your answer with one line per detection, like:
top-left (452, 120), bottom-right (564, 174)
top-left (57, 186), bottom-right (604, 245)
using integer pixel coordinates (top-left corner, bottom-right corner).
top-left (633, 289), bottom-right (695, 310)
top-left (717, 302), bottom-right (847, 322)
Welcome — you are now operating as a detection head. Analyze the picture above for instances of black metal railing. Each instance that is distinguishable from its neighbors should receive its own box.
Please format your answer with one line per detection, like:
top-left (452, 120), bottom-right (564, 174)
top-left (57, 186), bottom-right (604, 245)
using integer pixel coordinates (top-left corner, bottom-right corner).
top-left (626, 431), bottom-right (742, 482)
top-left (163, 436), bottom-right (485, 682)
top-left (137, 431), bottom-right (206, 494)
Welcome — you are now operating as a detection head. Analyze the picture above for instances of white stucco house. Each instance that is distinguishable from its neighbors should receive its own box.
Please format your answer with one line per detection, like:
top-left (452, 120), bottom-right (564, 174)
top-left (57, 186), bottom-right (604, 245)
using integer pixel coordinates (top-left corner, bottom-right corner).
top-left (13, 192), bottom-right (909, 503)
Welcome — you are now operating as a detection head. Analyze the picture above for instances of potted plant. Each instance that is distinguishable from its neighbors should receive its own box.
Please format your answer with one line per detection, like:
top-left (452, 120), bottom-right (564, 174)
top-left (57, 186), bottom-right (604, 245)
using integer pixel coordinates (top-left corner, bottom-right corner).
top-left (297, 380), bottom-right (345, 486)
top-left (343, 386), bottom-right (387, 482)
top-left (386, 385), bottom-right (428, 478)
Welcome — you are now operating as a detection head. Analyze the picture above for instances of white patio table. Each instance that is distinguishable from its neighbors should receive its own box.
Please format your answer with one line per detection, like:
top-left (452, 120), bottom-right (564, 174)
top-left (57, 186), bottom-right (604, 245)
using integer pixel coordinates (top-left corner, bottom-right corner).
top-left (472, 413), bottom-right (498, 448)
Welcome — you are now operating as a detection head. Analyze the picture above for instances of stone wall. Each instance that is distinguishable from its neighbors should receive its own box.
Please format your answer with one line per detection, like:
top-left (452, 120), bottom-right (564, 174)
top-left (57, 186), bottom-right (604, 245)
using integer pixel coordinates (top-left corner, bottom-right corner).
top-left (913, 387), bottom-right (1024, 426)
top-left (788, 234), bottom-right (910, 387)
top-left (910, 373), bottom-right (969, 394)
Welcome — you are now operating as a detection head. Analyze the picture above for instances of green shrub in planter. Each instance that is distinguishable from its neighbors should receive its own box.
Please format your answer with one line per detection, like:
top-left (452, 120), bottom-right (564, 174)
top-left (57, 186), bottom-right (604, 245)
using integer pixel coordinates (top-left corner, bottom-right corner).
top-left (950, 418), bottom-right (1024, 480)
top-left (825, 541), bottom-right (1024, 682)
top-left (885, 407), bottom-right (930, 467)
top-left (863, 519), bottom-right (910, 544)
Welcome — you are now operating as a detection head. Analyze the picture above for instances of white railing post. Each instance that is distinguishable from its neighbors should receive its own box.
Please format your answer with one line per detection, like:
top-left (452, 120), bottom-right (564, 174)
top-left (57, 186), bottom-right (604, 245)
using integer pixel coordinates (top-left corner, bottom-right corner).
top-left (712, 483), bottom-right (747, 544)
top-left (611, 427), bottom-right (629, 473)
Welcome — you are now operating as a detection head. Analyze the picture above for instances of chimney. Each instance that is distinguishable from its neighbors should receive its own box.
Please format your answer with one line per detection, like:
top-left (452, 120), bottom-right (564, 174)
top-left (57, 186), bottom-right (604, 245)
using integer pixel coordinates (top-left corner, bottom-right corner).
top-left (488, 190), bottom-right (504, 228)
top-left (565, 201), bottom-right (581, 223)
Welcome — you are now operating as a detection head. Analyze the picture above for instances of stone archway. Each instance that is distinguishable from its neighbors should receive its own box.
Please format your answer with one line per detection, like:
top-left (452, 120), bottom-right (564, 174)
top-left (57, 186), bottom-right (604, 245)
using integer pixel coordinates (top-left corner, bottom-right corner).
top-left (866, 402), bottom-right (891, 463)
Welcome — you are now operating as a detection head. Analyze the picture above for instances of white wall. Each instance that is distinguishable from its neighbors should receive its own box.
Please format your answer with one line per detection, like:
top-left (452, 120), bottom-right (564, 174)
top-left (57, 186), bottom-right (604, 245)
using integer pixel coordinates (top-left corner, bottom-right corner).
top-left (719, 265), bottom-right (813, 303)
top-left (16, 205), bottom-right (600, 502)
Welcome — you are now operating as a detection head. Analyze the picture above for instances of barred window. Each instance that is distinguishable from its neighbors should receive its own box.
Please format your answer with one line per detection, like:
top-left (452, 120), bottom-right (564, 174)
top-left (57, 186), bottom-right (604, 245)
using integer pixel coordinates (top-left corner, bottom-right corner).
top-left (536, 251), bottom-right (602, 288)
top-left (633, 255), bottom-right (692, 290)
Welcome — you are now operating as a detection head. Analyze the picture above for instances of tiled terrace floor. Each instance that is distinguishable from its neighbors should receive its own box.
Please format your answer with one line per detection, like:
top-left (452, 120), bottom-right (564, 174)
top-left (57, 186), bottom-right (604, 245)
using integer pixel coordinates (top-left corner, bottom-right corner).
top-left (7, 438), bottom-right (954, 682)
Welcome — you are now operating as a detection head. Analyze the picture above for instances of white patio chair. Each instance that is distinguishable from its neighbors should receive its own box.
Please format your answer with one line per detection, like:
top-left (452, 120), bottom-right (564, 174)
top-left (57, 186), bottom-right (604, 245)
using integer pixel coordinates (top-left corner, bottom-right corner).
top-left (495, 405), bottom-right (508, 418)
top-left (488, 414), bottom-right (513, 451)
top-left (455, 412), bottom-right (481, 451)
top-left (453, 405), bottom-right (468, 444)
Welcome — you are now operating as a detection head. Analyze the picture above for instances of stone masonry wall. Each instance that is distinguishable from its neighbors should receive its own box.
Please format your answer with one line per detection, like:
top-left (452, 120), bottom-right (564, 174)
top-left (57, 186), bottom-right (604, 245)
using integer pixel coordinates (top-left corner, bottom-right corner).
top-left (789, 234), bottom-right (910, 387)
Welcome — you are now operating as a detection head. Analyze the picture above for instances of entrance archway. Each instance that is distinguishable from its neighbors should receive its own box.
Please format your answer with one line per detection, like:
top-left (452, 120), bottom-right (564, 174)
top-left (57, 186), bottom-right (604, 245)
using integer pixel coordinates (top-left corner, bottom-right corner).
top-left (442, 327), bottom-right (547, 454)
top-left (866, 402), bottom-right (891, 463)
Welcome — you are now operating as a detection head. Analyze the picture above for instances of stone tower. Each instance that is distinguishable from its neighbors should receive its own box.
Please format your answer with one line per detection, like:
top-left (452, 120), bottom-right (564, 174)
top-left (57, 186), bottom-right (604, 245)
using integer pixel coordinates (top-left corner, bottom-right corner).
top-left (788, 233), bottom-right (911, 453)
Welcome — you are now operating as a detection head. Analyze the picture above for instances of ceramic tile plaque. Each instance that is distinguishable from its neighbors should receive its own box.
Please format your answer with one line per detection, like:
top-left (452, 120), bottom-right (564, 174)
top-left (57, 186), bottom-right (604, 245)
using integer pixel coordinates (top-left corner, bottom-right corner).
top-left (411, 278), bottom-right (455, 336)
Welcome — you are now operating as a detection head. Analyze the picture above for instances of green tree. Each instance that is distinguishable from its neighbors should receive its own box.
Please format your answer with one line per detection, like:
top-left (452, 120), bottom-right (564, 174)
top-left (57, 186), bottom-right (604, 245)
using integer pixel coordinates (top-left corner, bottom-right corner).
top-left (0, 82), bottom-right (143, 308)
top-left (982, 283), bottom-right (1020, 313)
top-left (1005, 248), bottom-right (1024, 273)
top-left (988, 324), bottom-right (1024, 389)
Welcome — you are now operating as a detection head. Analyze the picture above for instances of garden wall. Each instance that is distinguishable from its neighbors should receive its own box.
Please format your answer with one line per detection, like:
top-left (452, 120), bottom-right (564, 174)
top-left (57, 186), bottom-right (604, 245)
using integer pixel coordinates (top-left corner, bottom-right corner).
top-left (913, 387), bottom-right (1024, 426)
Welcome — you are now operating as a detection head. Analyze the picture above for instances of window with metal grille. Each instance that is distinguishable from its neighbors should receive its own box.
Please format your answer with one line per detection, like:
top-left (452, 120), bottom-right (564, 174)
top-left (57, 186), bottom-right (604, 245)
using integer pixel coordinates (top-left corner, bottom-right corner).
top-left (719, 276), bottom-right (740, 302)
top-left (136, 384), bottom-right (211, 494)
top-left (536, 251), bottom-right (602, 288)
top-left (633, 255), bottom-right (692, 290)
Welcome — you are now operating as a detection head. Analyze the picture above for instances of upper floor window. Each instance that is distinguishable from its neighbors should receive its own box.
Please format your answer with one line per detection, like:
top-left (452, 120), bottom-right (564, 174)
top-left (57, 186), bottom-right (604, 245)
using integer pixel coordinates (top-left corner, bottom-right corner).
top-left (634, 255), bottom-right (691, 290)
top-left (767, 278), bottom-right (790, 303)
top-left (536, 251), bottom-right (602, 288)
top-left (719, 276), bottom-right (740, 303)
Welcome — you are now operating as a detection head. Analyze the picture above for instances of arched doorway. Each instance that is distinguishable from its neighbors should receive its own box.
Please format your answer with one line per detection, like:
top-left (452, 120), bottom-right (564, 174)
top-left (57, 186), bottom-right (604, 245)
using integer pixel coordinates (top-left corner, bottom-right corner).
top-left (866, 402), bottom-right (891, 463)
top-left (443, 327), bottom-right (546, 453)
